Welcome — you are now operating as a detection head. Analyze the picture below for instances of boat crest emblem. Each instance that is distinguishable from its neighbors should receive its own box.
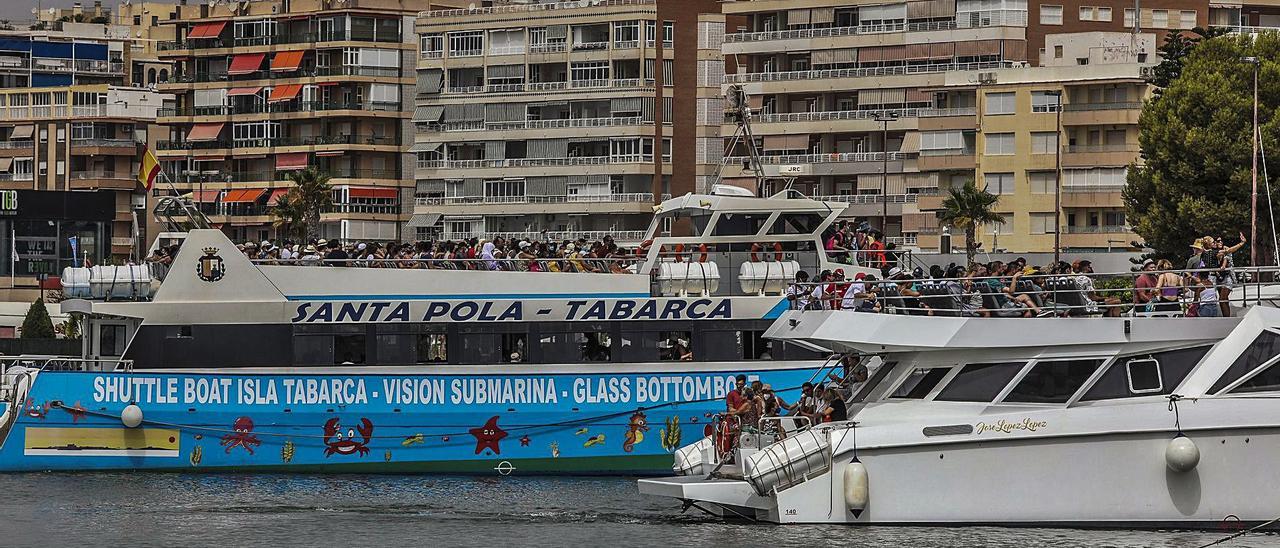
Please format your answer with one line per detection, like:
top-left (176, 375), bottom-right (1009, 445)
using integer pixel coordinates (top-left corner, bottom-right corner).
top-left (197, 247), bottom-right (225, 282)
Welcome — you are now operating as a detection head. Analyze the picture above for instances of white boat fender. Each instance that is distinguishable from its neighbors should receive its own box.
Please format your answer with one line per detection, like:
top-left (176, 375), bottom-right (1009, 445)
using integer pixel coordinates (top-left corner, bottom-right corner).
top-left (1165, 434), bottom-right (1200, 473)
top-left (843, 457), bottom-right (869, 517)
top-left (121, 404), bottom-right (144, 428)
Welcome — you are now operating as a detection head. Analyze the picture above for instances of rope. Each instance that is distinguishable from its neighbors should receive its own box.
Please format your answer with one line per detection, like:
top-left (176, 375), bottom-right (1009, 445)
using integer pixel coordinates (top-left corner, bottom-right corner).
top-left (1197, 515), bottom-right (1280, 548)
top-left (1167, 394), bottom-right (1184, 433)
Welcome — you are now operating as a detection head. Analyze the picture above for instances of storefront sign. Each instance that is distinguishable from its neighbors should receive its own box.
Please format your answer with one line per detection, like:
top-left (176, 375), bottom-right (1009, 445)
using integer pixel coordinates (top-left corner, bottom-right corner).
top-left (0, 190), bottom-right (15, 215)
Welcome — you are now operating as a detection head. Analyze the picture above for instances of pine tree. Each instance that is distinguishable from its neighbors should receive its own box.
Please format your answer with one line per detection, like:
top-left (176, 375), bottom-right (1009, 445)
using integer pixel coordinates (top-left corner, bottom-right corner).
top-left (20, 298), bottom-right (55, 339)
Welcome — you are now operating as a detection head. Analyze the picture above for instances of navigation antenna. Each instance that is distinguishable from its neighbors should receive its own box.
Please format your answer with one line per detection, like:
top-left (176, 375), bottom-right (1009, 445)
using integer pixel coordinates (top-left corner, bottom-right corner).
top-left (718, 84), bottom-right (769, 197)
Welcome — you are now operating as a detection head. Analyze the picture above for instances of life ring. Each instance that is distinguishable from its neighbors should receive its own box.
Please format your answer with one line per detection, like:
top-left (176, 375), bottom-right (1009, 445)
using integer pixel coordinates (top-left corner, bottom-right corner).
top-left (673, 243), bottom-right (685, 263)
top-left (696, 243), bottom-right (709, 263)
top-left (750, 242), bottom-right (762, 262)
top-left (773, 242), bottom-right (784, 262)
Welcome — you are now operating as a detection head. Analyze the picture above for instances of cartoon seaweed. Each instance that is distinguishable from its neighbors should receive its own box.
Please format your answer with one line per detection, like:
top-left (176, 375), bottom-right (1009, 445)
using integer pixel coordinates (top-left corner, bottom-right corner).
top-left (281, 440), bottom-right (295, 464)
top-left (660, 416), bottom-right (682, 452)
top-left (189, 445), bottom-right (203, 467)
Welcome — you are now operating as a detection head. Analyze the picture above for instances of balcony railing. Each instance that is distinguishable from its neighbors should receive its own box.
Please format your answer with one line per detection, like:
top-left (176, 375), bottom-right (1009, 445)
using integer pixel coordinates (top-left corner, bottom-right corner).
top-left (726, 61), bottom-right (1011, 84)
top-left (441, 78), bottom-right (653, 95)
top-left (425, 116), bottom-right (648, 132)
top-left (417, 155), bottom-right (656, 169)
top-left (1064, 144), bottom-right (1138, 153)
top-left (71, 171), bottom-right (132, 181)
top-left (725, 151), bottom-right (911, 165)
top-left (810, 193), bottom-right (921, 204)
top-left (573, 40), bottom-right (609, 51)
top-left (919, 147), bottom-right (976, 156)
top-left (1217, 25), bottom-right (1280, 35)
top-left (488, 45), bottom-right (527, 56)
top-left (919, 107), bottom-right (978, 117)
top-left (529, 42), bottom-right (568, 54)
top-left (71, 138), bottom-right (137, 148)
top-left (0, 140), bottom-right (33, 149)
top-left (0, 105), bottom-right (118, 121)
top-left (753, 108), bottom-right (920, 123)
top-left (158, 31), bottom-right (403, 51)
top-left (1062, 184), bottom-right (1125, 193)
top-left (437, 230), bottom-right (649, 243)
top-left (160, 101), bottom-right (401, 118)
top-left (230, 135), bottom-right (400, 149)
top-left (1063, 225), bottom-right (1130, 234)
top-left (614, 40), bottom-right (640, 49)
top-left (424, 0), bottom-right (653, 18)
top-left (415, 193), bottom-right (664, 206)
top-left (449, 49), bottom-right (484, 58)
top-left (1062, 102), bottom-right (1144, 112)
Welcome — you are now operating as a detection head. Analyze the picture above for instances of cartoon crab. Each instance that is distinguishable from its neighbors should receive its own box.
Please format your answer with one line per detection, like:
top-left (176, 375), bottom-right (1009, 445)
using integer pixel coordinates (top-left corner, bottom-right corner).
top-left (220, 416), bottom-right (262, 455)
top-left (323, 417), bottom-right (374, 457)
top-left (24, 399), bottom-right (49, 420)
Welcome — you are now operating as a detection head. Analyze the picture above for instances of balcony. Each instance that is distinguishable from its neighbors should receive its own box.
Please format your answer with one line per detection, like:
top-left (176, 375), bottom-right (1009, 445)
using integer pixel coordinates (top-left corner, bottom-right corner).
top-left (70, 138), bottom-right (137, 149)
top-left (727, 151), bottom-right (909, 165)
top-left (158, 30), bottom-right (404, 52)
top-left (441, 78), bottom-right (653, 95)
top-left (753, 109), bottom-right (920, 124)
top-left (69, 171), bottom-right (136, 189)
top-left (1216, 25), bottom-right (1280, 35)
top-left (230, 135), bottom-right (400, 149)
top-left (1060, 185), bottom-right (1124, 207)
top-left (423, 116), bottom-right (646, 133)
top-left (0, 104), bottom-right (121, 122)
top-left (724, 12), bottom-right (1028, 44)
top-left (572, 41), bottom-right (609, 51)
top-left (1061, 102), bottom-right (1142, 125)
top-left (424, 0), bottom-right (654, 18)
top-left (1062, 144), bottom-right (1139, 167)
top-left (529, 42), bottom-right (567, 54)
top-left (726, 61), bottom-right (1010, 84)
top-left (725, 151), bottom-right (912, 178)
top-left (417, 155), bottom-right (656, 169)
top-left (216, 169), bottom-right (401, 183)
top-left (1063, 225), bottom-right (1130, 233)
top-left (159, 101), bottom-right (401, 118)
top-left (917, 147), bottom-right (977, 170)
top-left (0, 140), bottom-right (33, 150)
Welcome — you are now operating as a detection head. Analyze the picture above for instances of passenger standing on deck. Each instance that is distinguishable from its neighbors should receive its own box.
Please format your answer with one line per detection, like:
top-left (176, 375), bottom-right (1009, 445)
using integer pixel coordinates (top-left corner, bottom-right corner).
top-left (1212, 232), bottom-right (1246, 317)
top-left (1153, 259), bottom-right (1183, 314)
top-left (1134, 259), bottom-right (1159, 309)
top-left (787, 270), bottom-right (812, 310)
top-left (822, 387), bottom-right (849, 422)
top-left (721, 375), bottom-right (749, 456)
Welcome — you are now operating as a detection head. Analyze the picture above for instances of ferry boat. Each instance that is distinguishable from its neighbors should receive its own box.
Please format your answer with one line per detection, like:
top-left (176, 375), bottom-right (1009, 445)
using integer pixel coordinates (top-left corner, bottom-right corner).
top-left (0, 188), bottom-right (871, 474)
top-left (640, 288), bottom-right (1280, 528)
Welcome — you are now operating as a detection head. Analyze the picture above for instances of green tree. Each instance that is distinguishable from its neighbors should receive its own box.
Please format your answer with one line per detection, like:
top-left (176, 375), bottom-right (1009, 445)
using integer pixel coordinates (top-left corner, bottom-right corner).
top-left (271, 167), bottom-right (332, 243)
top-left (936, 180), bottom-right (1005, 267)
top-left (20, 299), bottom-right (55, 339)
top-left (1149, 26), bottom-right (1232, 94)
top-left (1125, 32), bottom-right (1280, 264)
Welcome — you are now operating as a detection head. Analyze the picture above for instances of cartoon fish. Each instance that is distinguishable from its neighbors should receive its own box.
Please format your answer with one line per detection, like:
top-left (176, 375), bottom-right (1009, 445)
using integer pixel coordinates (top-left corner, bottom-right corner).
top-left (441, 436), bottom-right (450, 442)
top-left (574, 428), bottom-right (589, 435)
top-left (584, 434), bottom-right (606, 448)
top-left (402, 434), bottom-right (425, 447)
top-left (550, 441), bottom-right (560, 458)
top-left (690, 417), bottom-right (699, 423)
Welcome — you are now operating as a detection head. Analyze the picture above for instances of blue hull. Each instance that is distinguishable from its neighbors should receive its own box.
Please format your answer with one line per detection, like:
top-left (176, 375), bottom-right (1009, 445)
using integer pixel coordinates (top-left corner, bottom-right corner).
top-left (0, 365), bottom-right (822, 474)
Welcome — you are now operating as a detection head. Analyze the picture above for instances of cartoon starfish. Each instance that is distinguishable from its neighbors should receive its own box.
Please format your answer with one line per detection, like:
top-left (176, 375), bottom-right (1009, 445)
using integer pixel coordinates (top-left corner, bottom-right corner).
top-left (66, 401), bottom-right (87, 423)
top-left (469, 416), bottom-right (508, 455)
top-left (519, 435), bottom-right (530, 447)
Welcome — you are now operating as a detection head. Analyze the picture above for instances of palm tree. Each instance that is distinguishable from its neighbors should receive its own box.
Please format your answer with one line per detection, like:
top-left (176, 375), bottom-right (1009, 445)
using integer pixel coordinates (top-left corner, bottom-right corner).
top-left (271, 192), bottom-right (306, 241)
top-left (936, 180), bottom-right (1004, 267)
top-left (272, 167), bottom-right (332, 242)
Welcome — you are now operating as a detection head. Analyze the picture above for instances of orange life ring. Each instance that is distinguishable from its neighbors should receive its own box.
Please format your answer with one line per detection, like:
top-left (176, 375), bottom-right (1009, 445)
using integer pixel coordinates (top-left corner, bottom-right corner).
top-left (750, 242), bottom-right (762, 262)
top-left (773, 242), bottom-right (784, 262)
top-left (697, 243), bottom-right (709, 263)
top-left (673, 243), bottom-right (685, 263)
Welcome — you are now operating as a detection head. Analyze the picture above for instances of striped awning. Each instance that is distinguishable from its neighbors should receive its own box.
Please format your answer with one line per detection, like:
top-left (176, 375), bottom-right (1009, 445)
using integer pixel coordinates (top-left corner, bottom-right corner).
top-left (187, 21), bottom-right (226, 39)
top-left (227, 53), bottom-right (266, 75)
top-left (407, 213), bottom-right (442, 228)
top-left (222, 188), bottom-right (267, 203)
top-left (270, 50), bottom-right (305, 72)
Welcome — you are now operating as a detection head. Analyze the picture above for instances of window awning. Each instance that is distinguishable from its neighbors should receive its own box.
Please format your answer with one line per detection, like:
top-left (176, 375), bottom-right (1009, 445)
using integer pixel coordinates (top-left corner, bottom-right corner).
top-left (314, 151), bottom-right (345, 157)
top-left (410, 141), bottom-right (443, 153)
top-left (268, 84), bottom-right (303, 103)
top-left (0, 158), bottom-right (13, 171)
top-left (227, 86), bottom-right (263, 97)
top-left (270, 50), bottom-right (305, 72)
top-left (222, 188), bottom-right (267, 203)
top-left (189, 190), bottom-right (221, 202)
top-left (406, 213), bottom-right (442, 228)
top-left (187, 21), bottom-right (227, 39)
top-left (192, 155), bottom-right (226, 162)
top-left (9, 125), bottom-right (34, 140)
top-left (412, 105), bottom-right (444, 122)
top-left (186, 123), bottom-right (225, 142)
top-left (267, 188), bottom-right (290, 205)
top-left (228, 53), bottom-right (266, 75)
top-left (276, 152), bottom-right (309, 170)
top-left (347, 187), bottom-right (397, 199)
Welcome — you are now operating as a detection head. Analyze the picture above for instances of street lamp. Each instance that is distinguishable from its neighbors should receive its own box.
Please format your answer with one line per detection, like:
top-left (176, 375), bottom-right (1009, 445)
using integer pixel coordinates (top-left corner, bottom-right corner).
top-left (1244, 56), bottom-right (1260, 267)
top-left (874, 111), bottom-right (900, 234)
top-left (1048, 89), bottom-right (1064, 266)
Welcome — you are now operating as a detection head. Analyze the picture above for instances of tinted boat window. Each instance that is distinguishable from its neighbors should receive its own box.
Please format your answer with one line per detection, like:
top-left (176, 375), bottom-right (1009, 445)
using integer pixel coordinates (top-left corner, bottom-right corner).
top-left (1080, 346), bottom-right (1211, 401)
top-left (416, 333), bottom-right (448, 363)
top-left (934, 362), bottom-right (1026, 402)
top-left (1210, 330), bottom-right (1280, 394)
top-left (890, 367), bottom-right (950, 399)
top-left (852, 361), bottom-right (895, 403)
top-left (1230, 356), bottom-right (1280, 393)
top-left (1004, 359), bottom-right (1103, 404)
top-left (769, 213), bottom-right (824, 235)
top-left (712, 212), bottom-right (771, 236)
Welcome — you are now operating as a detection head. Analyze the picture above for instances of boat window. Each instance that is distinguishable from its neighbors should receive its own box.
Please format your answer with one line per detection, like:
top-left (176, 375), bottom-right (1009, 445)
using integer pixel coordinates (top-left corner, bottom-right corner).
top-left (934, 362), bottom-right (1026, 402)
top-left (702, 330), bottom-right (772, 361)
top-left (1079, 346), bottom-right (1211, 401)
top-left (711, 212), bottom-right (771, 236)
top-left (768, 212), bottom-right (825, 235)
top-left (504, 333), bottom-right (529, 363)
top-left (1210, 330), bottom-right (1280, 394)
top-left (334, 334), bottom-right (366, 364)
top-left (293, 335), bottom-right (334, 366)
top-left (375, 334), bottom-right (415, 365)
top-left (659, 330), bottom-right (693, 361)
top-left (416, 332), bottom-right (448, 364)
top-left (742, 330), bottom-right (771, 359)
top-left (1004, 359), bottom-right (1103, 404)
top-left (852, 361), bottom-right (895, 402)
top-left (539, 330), bottom-right (611, 362)
top-left (890, 367), bottom-right (951, 399)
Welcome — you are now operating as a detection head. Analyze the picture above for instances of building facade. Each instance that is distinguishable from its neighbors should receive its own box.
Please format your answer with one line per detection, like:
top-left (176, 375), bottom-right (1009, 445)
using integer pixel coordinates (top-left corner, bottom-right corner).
top-left (409, 0), bottom-right (726, 243)
top-left (714, 0), bottom-right (1210, 253)
top-left (154, 0), bottom-right (449, 244)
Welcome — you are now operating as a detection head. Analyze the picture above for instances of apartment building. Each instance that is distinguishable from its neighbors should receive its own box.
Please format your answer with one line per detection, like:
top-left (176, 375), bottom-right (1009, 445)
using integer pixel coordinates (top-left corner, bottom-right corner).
top-left (154, 0), bottom-right (450, 244)
top-left (409, 0), bottom-right (725, 243)
top-left (0, 23), bottom-right (131, 88)
top-left (717, 0), bottom-right (1209, 253)
top-left (0, 85), bottom-right (168, 277)
top-left (116, 2), bottom-right (181, 87)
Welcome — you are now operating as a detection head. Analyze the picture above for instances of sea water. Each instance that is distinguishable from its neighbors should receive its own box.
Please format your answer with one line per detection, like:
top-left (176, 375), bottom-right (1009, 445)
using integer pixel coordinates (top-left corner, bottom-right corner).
top-left (0, 473), bottom-right (1270, 547)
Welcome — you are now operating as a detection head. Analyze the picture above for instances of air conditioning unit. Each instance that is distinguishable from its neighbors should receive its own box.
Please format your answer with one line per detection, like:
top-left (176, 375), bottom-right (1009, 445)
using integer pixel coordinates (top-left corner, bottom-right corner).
top-left (1139, 65), bottom-right (1155, 79)
top-left (131, 194), bottom-right (147, 210)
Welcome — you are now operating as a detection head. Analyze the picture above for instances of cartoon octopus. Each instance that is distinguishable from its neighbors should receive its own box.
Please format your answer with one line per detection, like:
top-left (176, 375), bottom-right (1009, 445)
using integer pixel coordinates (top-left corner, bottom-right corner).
top-left (323, 417), bottom-right (374, 457)
top-left (220, 416), bottom-right (262, 455)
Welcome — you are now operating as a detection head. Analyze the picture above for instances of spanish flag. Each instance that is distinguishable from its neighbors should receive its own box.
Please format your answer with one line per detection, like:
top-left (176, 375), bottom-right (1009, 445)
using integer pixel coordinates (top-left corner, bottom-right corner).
top-left (137, 145), bottom-right (161, 190)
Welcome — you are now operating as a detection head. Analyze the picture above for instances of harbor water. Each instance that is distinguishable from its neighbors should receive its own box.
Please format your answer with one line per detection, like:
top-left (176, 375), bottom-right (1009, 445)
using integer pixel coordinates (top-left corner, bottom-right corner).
top-left (0, 473), bottom-right (1272, 547)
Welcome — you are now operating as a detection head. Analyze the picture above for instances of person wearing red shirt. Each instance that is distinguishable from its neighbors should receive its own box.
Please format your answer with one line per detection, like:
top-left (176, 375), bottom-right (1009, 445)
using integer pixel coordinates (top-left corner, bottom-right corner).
top-left (721, 375), bottom-right (749, 456)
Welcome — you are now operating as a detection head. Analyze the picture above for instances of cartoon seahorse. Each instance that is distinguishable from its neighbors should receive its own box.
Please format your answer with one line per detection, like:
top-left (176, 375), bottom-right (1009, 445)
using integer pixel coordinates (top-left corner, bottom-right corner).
top-left (622, 411), bottom-right (649, 453)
